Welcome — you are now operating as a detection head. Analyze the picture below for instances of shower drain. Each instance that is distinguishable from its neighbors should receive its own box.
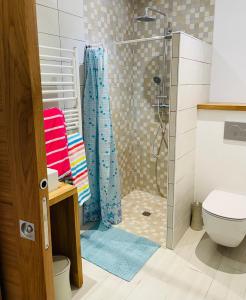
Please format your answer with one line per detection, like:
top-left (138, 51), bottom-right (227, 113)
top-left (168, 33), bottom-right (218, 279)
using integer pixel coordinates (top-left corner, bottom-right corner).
top-left (142, 211), bottom-right (151, 217)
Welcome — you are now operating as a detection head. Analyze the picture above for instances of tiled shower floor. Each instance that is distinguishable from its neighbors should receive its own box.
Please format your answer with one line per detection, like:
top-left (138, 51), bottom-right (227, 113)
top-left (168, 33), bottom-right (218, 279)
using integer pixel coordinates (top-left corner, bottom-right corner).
top-left (115, 190), bottom-right (167, 246)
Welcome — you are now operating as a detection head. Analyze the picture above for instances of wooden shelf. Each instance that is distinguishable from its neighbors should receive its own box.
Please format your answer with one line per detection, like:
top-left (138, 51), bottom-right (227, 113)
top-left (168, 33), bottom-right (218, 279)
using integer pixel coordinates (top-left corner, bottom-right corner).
top-left (197, 103), bottom-right (246, 111)
top-left (48, 182), bottom-right (77, 206)
top-left (48, 182), bottom-right (83, 288)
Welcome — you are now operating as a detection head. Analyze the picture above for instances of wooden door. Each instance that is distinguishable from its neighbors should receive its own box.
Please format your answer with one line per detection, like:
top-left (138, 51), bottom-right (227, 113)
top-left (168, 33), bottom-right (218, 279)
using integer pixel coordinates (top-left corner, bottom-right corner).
top-left (0, 0), bottom-right (55, 299)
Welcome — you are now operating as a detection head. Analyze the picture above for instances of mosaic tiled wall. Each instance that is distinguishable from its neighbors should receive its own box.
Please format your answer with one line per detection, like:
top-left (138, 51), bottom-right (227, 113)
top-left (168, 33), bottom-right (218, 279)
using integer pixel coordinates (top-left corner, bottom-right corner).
top-left (83, 0), bottom-right (135, 196)
top-left (83, 0), bottom-right (215, 198)
top-left (130, 40), bottom-right (169, 197)
top-left (134, 0), bottom-right (215, 43)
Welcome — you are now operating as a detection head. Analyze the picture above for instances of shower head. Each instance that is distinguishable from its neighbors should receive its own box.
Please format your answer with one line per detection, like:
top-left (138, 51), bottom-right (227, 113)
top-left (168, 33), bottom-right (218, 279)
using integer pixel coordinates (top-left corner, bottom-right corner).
top-left (135, 7), bottom-right (167, 22)
top-left (153, 76), bottom-right (162, 85)
top-left (135, 15), bottom-right (156, 22)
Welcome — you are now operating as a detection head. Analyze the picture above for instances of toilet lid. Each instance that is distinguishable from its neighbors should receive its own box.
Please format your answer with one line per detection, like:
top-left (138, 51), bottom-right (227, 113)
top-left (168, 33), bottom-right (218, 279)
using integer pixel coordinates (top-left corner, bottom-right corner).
top-left (203, 190), bottom-right (246, 220)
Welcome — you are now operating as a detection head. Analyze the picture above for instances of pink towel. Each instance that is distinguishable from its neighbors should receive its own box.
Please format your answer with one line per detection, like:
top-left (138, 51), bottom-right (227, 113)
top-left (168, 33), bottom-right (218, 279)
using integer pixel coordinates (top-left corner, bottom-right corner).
top-left (43, 108), bottom-right (71, 179)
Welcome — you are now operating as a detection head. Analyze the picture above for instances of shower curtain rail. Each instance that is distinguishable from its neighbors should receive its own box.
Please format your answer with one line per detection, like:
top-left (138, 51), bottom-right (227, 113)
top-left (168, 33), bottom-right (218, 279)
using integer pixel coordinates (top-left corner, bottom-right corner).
top-left (39, 45), bottom-right (82, 135)
top-left (115, 35), bottom-right (166, 45)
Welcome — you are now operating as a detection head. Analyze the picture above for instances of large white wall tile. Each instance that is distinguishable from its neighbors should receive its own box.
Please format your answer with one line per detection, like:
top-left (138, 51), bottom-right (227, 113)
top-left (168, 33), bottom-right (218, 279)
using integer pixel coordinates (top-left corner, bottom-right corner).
top-left (172, 210), bottom-right (191, 247)
top-left (175, 129), bottom-right (196, 159)
top-left (36, 0), bottom-right (57, 9)
top-left (172, 174), bottom-right (194, 247)
top-left (38, 33), bottom-right (60, 49)
top-left (60, 37), bottom-right (85, 65)
top-left (178, 58), bottom-right (211, 85)
top-left (60, 37), bottom-right (85, 84)
top-left (174, 172), bottom-right (195, 207)
top-left (58, 0), bottom-right (83, 17)
top-left (59, 12), bottom-right (84, 40)
top-left (177, 85), bottom-right (210, 110)
top-left (36, 4), bottom-right (59, 35)
top-left (175, 150), bottom-right (195, 183)
top-left (172, 196), bottom-right (193, 247)
top-left (176, 107), bottom-right (197, 135)
top-left (177, 32), bottom-right (212, 63)
top-left (38, 33), bottom-right (61, 75)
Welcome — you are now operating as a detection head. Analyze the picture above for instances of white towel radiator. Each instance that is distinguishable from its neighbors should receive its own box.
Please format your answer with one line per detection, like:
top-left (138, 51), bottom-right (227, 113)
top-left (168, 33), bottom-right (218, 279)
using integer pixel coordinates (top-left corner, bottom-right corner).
top-left (39, 45), bottom-right (82, 135)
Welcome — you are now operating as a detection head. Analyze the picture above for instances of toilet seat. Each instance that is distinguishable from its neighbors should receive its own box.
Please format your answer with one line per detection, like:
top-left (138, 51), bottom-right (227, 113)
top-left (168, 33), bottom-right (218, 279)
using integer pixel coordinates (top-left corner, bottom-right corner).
top-left (202, 190), bottom-right (246, 221)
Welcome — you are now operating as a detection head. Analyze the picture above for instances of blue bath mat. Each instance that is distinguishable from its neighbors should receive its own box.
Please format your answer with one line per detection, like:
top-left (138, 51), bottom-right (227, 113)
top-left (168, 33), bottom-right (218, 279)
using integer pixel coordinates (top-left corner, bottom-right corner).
top-left (81, 223), bottom-right (160, 281)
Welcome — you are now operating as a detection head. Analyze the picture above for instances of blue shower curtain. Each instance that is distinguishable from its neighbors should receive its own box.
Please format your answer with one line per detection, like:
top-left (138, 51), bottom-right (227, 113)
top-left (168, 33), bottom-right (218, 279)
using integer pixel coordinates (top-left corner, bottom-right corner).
top-left (83, 47), bottom-right (122, 227)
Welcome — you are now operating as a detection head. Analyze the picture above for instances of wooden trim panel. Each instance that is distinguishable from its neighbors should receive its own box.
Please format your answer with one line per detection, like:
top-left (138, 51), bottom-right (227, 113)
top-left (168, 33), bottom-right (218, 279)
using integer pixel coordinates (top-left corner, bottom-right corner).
top-left (198, 103), bottom-right (246, 111)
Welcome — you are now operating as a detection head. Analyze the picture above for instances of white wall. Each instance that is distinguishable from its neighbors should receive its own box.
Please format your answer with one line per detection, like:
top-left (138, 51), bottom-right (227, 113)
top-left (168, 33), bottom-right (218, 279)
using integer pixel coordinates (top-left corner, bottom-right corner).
top-left (195, 110), bottom-right (246, 202)
top-left (210, 0), bottom-right (246, 102)
top-left (36, 0), bottom-right (85, 74)
top-left (195, 0), bottom-right (246, 203)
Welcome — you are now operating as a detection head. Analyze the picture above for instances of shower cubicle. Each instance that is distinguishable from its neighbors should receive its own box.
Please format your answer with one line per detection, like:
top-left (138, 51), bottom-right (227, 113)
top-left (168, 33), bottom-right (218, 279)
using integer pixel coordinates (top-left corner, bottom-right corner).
top-left (112, 6), bottom-right (173, 246)
top-left (110, 5), bottom-right (212, 248)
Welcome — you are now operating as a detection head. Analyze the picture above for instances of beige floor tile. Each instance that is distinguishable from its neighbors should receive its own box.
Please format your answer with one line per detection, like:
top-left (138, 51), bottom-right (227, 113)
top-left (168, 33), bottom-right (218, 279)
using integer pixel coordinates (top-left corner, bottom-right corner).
top-left (162, 259), bottom-right (212, 300)
top-left (132, 248), bottom-right (175, 283)
top-left (72, 275), bottom-right (98, 300)
top-left (204, 263), bottom-right (246, 300)
top-left (175, 228), bottom-right (224, 278)
top-left (74, 227), bottom-right (246, 300)
top-left (80, 275), bottom-right (137, 300)
top-left (81, 259), bottom-right (110, 282)
top-left (220, 237), bottom-right (246, 273)
top-left (115, 190), bottom-right (167, 246)
top-left (126, 276), bottom-right (167, 300)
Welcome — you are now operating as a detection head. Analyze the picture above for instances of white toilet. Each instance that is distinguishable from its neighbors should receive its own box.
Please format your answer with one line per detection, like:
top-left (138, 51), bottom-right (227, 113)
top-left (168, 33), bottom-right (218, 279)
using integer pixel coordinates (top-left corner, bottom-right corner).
top-left (202, 190), bottom-right (246, 247)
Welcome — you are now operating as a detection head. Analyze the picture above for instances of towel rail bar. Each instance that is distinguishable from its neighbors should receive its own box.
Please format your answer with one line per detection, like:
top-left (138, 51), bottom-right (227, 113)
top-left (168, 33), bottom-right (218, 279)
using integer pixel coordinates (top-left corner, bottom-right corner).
top-left (41, 73), bottom-right (74, 77)
top-left (39, 45), bottom-right (74, 53)
top-left (40, 64), bottom-right (73, 69)
top-left (40, 54), bottom-right (73, 61)
top-left (63, 109), bottom-right (79, 115)
top-left (42, 89), bottom-right (75, 95)
top-left (41, 82), bottom-right (74, 86)
top-left (43, 97), bottom-right (77, 103)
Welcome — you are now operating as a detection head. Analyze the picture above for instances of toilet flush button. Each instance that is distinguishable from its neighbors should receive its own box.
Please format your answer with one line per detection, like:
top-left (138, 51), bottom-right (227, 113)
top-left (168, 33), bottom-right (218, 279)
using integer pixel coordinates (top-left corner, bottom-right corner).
top-left (224, 121), bottom-right (246, 142)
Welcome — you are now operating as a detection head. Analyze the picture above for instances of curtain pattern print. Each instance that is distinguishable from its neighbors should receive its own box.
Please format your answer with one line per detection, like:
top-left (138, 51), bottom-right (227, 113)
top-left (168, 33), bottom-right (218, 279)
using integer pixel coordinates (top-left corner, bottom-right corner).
top-left (83, 47), bottom-right (122, 227)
